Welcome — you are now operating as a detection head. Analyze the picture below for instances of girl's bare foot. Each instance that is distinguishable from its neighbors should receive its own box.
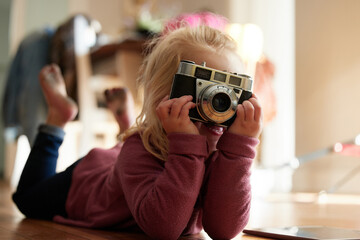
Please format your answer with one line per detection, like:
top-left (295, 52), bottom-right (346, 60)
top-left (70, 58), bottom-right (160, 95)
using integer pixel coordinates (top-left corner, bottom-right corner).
top-left (104, 87), bottom-right (135, 135)
top-left (39, 64), bottom-right (78, 128)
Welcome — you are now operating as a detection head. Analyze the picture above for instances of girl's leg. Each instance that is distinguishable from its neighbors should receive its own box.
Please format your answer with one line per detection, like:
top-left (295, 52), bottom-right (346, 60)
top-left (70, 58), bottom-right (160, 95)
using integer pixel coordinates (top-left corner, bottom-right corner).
top-left (12, 64), bottom-right (78, 219)
top-left (13, 158), bottom-right (81, 219)
top-left (15, 125), bottom-right (65, 192)
top-left (13, 125), bottom-right (81, 219)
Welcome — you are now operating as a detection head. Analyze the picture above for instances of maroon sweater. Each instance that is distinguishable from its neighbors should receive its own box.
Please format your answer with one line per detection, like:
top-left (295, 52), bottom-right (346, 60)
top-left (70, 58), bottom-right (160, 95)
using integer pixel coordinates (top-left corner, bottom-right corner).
top-left (54, 131), bottom-right (258, 240)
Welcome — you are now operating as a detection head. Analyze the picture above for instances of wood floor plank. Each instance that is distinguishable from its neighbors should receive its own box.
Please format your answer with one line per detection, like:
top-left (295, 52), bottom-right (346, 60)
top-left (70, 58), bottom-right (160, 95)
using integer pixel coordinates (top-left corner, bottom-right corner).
top-left (0, 227), bottom-right (29, 240)
top-left (0, 218), bottom-right (88, 240)
top-left (22, 219), bottom-right (151, 240)
top-left (0, 180), bottom-right (212, 239)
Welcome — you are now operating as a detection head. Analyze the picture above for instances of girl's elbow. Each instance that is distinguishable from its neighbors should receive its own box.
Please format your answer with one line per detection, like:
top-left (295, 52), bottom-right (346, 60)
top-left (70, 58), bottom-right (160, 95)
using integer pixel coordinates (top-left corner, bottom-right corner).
top-left (205, 226), bottom-right (243, 240)
top-left (203, 214), bottom-right (249, 239)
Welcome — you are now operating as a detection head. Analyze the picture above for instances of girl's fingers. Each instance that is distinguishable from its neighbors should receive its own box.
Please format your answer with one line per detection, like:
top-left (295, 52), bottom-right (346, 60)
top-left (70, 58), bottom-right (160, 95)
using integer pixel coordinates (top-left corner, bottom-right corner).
top-left (242, 100), bottom-right (255, 121)
top-left (251, 93), bottom-right (259, 100)
top-left (236, 104), bottom-right (245, 120)
top-left (156, 95), bottom-right (193, 120)
top-left (248, 97), bottom-right (262, 122)
top-left (169, 95), bottom-right (193, 118)
top-left (179, 101), bottom-right (196, 119)
top-left (156, 97), bottom-right (176, 119)
top-left (161, 95), bottom-right (169, 102)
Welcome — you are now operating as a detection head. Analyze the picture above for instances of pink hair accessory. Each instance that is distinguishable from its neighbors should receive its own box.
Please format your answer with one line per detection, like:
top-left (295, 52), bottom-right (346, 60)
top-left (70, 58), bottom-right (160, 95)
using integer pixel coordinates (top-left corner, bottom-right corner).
top-left (162, 12), bottom-right (228, 35)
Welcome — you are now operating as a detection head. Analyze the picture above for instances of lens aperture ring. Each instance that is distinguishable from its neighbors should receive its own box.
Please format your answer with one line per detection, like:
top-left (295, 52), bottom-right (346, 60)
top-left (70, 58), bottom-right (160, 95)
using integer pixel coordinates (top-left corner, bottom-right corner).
top-left (197, 84), bottom-right (238, 123)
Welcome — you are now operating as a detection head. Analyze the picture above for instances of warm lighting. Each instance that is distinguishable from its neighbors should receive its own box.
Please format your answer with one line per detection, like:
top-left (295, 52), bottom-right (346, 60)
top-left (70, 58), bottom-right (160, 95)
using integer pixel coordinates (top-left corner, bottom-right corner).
top-left (290, 158), bottom-right (300, 169)
top-left (355, 134), bottom-right (360, 145)
top-left (10, 135), bottom-right (30, 188)
top-left (333, 142), bottom-right (343, 153)
top-left (74, 15), bottom-right (100, 56)
top-left (317, 190), bottom-right (329, 204)
top-left (226, 23), bottom-right (264, 77)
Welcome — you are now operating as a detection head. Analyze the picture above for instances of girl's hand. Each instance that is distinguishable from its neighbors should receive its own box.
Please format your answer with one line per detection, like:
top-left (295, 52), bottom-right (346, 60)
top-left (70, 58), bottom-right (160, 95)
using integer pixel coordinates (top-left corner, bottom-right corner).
top-left (228, 94), bottom-right (263, 138)
top-left (156, 95), bottom-right (200, 135)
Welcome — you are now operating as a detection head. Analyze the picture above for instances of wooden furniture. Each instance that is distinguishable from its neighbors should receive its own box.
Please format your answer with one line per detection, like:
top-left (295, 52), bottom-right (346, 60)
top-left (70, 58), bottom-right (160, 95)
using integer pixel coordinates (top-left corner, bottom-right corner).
top-left (90, 38), bottom-right (146, 109)
top-left (2, 180), bottom-right (360, 239)
top-left (70, 37), bottom-right (146, 159)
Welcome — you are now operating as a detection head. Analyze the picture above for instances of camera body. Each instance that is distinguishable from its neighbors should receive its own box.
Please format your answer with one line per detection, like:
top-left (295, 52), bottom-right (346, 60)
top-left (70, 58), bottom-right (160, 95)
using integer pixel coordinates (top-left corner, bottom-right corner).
top-left (169, 60), bottom-right (253, 127)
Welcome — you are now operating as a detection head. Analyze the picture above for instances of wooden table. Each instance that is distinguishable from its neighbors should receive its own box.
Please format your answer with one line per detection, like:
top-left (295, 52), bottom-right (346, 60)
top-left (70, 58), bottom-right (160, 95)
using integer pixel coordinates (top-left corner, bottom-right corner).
top-left (2, 180), bottom-right (360, 239)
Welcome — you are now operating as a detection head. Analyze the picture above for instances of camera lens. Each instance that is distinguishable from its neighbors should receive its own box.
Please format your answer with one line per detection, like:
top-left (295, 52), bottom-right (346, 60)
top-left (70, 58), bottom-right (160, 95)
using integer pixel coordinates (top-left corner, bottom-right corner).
top-left (197, 83), bottom-right (238, 124)
top-left (212, 93), bottom-right (231, 112)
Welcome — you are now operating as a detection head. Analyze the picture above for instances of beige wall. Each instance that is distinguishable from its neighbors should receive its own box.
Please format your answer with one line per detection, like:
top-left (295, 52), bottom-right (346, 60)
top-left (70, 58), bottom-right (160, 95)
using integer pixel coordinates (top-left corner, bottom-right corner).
top-left (23, 0), bottom-right (68, 34)
top-left (68, 0), bottom-right (124, 37)
top-left (227, 0), bottom-right (295, 193)
top-left (9, 0), bottom-right (68, 54)
top-left (180, 0), bottom-right (230, 18)
top-left (293, 0), bottom-right (360, 193)
top-left (68, 0), bottom-right (230, 38)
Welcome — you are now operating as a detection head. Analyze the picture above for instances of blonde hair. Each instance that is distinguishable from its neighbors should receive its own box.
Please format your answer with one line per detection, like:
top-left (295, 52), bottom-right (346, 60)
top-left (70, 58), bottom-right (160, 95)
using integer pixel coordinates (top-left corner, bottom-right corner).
top-left (123, 25), bottom-right (238, 161)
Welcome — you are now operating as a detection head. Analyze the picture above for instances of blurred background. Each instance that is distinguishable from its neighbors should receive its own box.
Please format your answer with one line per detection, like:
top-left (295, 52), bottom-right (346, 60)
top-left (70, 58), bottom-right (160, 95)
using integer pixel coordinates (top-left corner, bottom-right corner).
top-left (1, 0), bottom-right (360, 196)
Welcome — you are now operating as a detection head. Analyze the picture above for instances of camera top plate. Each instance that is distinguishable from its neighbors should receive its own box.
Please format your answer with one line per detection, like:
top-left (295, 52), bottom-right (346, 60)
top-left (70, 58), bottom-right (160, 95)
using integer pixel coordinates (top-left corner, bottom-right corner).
top-left (177, 60), bottom-right (253, 92)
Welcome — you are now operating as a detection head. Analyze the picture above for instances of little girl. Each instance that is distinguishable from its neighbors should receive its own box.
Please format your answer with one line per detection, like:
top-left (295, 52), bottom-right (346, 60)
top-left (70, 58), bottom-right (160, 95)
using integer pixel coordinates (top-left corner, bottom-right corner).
top-left (12, 25), bottom-right (262, 240)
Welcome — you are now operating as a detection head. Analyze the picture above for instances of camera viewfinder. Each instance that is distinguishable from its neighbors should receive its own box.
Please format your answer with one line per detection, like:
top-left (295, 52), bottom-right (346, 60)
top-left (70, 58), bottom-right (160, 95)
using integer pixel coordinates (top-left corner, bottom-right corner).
top-left (229, 76), bottom-right (242, 86)
top-left (214, 72), bottom-right (226, 82)
top-left (195, 67), bottom-right (212, 80)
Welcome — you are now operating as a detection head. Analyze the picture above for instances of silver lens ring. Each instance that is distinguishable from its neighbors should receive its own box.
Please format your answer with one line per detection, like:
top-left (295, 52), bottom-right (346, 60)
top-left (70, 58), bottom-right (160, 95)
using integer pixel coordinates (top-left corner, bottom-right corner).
top-left (197, 84), bottom-right (238, 123)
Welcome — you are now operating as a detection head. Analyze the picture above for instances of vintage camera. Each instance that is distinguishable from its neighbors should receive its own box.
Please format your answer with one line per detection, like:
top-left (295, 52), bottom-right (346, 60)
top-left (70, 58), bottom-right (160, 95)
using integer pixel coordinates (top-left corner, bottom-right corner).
top-left (169, 60), bottom-right (253, 127)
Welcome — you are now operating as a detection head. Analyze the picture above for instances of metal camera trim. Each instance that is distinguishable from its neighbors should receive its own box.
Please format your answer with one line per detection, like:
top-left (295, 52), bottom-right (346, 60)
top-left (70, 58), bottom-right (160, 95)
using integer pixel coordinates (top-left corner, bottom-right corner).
top-left (196, 79), bottom-right (239, 123)
top-left (177, 60), bottom-right (254, 94)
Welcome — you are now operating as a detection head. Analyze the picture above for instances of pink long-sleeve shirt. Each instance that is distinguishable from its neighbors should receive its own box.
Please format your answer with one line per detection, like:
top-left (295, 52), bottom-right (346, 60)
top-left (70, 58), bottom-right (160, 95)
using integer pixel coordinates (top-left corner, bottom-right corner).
top-left (54, 131), bottom-right (258, 240)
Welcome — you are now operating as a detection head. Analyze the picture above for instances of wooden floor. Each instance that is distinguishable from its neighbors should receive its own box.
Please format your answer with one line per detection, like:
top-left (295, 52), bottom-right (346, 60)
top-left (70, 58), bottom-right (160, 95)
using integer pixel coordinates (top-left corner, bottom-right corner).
top-left (0, 181), bottom-right (210, 240)
top-left (0, 181), bottom-right (141, 240)
top-left (4, 178), bottom-right (360, 240)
